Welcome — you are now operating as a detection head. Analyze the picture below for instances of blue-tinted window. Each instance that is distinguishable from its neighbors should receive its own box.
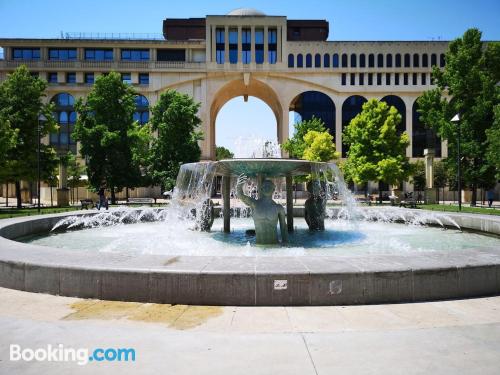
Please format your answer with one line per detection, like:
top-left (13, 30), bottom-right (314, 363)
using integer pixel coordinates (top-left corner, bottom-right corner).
top-left (323, 54), bottom-right (330, 68)
top-left (139, 73), bottom-right (149, 85)
top-left (385, 73), bottom-right (391, 85)
top-left (422, 54), bottom-right (428, 67)
top-left (368, 73), bottom-right (373, 85)
top-left (359, 73), bottom-right (364, 85)
top-left (341, 73), bottom-right (346, 85)
top-left (368, 54), bottom-right (374, 68)
top-left (439, 54), bottom-right (445, 67)
top-left (332, 54), bottom-right (339, 68)
top-left (404, 53), bottom-right (410, 67)
top-left (404, 73), bottom-right (409, 85)
top-left (134, 95), bottom-right (149, 125)
top-left (66, 72), bottom-right (76, 83)
top-left (242, 28), bottom-right (251, 64)
top-left (350, 54), bottom-right (357, 68)
top-left (216, 28), bottom-right (225, 64)
top-left (121, 73), bottom-right (131, 84)
top-left (268, 28), bottom-right (277, 64)
top-left (121, 49), bottom-right (149, 61)
top-left (431, 53), bottom-right (437, 67)
top-left (85, 73), bottom-right (94, 84)
top-left (413, 53), bottom-right (419, 67)
top-left (50, 93), bottom-right (77, 152)
top-left (297, 54), bottom-right (303, 68)
top-left (315, 54), bottom-right (321, 68)
top-left (85, 49), bottom-right (113, 60)
top-left (395, 54), bottom-right (401, 67)
top-left (350, 73), bottom-right (355, 85)
top-left (386, 54), bottom-right (392, 68)
top-left (255, 29), bottom-right (264, 64)
top-left (49, 48), bottom-right (77, 60)
top-left (13, 48), bottom-right (40, 60)
top-left (359, 54), bottom-right (366, 68)
top-left (377, 73), bottom-right (382, 85)
top-left (341, 53), bottom-right (347, 67)
top-left (421, 73), bottom-right (427, 85)
top-left (377, 53), bottom-right (384, 67)
top-left (288, 54), bottom-right (294, 68)
top-left (229, 28), bottom-right (238, 64)
top-left (48, 72), bottom-right (58, 83)
top-left (306, 54), bottom-right (312, 68)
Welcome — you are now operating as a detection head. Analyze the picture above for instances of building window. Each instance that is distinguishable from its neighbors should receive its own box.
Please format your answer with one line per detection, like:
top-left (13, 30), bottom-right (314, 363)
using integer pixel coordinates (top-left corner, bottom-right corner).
top-left (413, 73), bottom-right (418, 85)
top-left (404, 53), bottom-right (410, 67)
top-left (30, 72), bottom-right (39, 78)
top-left (368, 73), bottom-right (373, 85)
top-left (50, 93), bottom-right (76, 153)
top-left (268, 28), bottom-right (277, 64)
top-left (297, 54), bottom-right (303, 68)
top-left (350, 54), bottom-right (357, 68)
top-left (395, 73), bottom-right (400, 85)
top-left (350, 73), bottom-right (355, 85)
top-left (385, 73), bottom-right (391, 85)
top-left (368, 54), bottom-right (374, 68)
top-left (431, 53), bottom-right (437, 67)
top-left (49, 48), bottom-right (77, 60)
top-left (341, 73), bottom-right (346, 85)
top-left (386, 54), bottom-right (393, 68)
top-left (359, 73), bottom-right (364, 85)
top-left (216, 28), bottom-right (225, 64)
top-left (404, 73), bottom-right (409, 85)
top-left (13, 48), bottom-right (40, 60)
top-left (413, 53), bottom-right (419, 67)
top-left (288, 53), bottom-right (294, 68)
top-left (323, 54), bottom-right (330, 68)
top-left (440, 53), bottom-right (446, 67)
top-left (421, 73), bottom-right (427, 85)
top-left (48, 72), bottom-right (58, 83)
top-left (121, 49), bottom-right (149, 61)
top-left (377, 73), bottom-right (382, 85)
top-left (134, 95), bottom-right (149, 125)
top-left (84, 73), bottom-right (94, 84)
top-left (229, 28), bottom-right (238, 64)
top-left (377, 53), bottom-right (384, 68)
top-left (121, 73), bottom-right (131, 84)
top-left (255, 28), bottom-right (264, 64)
top-left (422, 54), bottom-right (428, 67)
top-left (359, 54), bottom-right (366, 68)
top-left (315, 53), bottom-right (321, 68)
top-left (341, 53), bottom-right (348, 68)
top-left (242, 28), bottom-right (251, 64)
top-left (332, 54), bottom-right (339, 68)
top-left (158, 49), bottom-right (186, 62)
top-left (66, 72), bottom-right (76, 83)
top-left (139, 73), bottom-right (149, 85)
top-left (395, 53), bottom-right (401, 67)
top-left (85, 49), bottom-right (113, 60)
top-left (306, 53), bottom-right (312, 68)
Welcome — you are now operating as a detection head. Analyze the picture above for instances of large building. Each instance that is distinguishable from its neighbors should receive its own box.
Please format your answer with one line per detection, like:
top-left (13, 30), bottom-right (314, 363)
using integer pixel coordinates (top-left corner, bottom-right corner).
top-left (0, 8), bottom-right (454, 199)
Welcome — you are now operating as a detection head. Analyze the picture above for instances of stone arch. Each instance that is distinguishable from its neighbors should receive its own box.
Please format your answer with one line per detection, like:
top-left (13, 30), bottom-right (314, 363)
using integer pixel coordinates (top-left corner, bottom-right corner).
top-left (412, 98), bottom-right (441, 157)
top-left (289, 90), bottom-right (336, 138)
top-left (381, 95), bottom-right (406, 135)
top-left (209, 77), bottom-right (284, 160)
top-left (342, 95), bottom-right (368, 156)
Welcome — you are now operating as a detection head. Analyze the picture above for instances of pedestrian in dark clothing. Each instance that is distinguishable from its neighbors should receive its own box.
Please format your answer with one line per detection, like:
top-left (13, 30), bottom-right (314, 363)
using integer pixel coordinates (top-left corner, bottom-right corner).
top-left (97, 187), bottom-right (108, 210)
top-left (487, 189), bottom-right (495, 208)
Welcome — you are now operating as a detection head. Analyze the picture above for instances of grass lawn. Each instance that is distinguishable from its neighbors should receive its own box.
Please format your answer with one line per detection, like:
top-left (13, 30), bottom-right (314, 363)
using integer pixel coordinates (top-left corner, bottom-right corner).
top-left (0, 206), bottom-right (80, 220)
top-left (417, 204), bottom-right (500, 216)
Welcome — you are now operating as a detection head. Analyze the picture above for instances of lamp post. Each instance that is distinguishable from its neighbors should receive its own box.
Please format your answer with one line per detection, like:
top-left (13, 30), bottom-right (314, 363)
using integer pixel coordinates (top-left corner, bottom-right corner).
top-left (37, 114), bottom-right (47, 213)
top-left (451, 114), bottom-right (461, 211)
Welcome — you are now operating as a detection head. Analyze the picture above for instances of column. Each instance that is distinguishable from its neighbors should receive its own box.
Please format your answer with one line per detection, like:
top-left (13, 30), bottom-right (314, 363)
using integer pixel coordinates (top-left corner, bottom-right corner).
top-left (211, 26), bottom-right (216, 63)
top-left (335, 100), bottom-right (342, 155)
top-left (264, 26), bottom-right (269, 64)
top-left (237, 26), bottom-right (242, 64)
top-left (286, 175), bottom-right (294, 232)
top-left (406, 102), bottom-right (413, 157)
top-left (250, 26), bottom-right (256, 63)
top-left (222, 176), bottom-right (231, 233)
top-left (224, 26), bottom-right (229, 64)
top-left (277, 26), bottom-right (282, 63)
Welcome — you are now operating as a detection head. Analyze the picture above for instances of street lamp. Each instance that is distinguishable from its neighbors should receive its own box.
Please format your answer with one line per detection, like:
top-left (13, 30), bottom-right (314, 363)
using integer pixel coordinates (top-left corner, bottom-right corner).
top-left (37, 113), bottom-right (47, 213)
top-left (451, 113), bottom-right (461, 211)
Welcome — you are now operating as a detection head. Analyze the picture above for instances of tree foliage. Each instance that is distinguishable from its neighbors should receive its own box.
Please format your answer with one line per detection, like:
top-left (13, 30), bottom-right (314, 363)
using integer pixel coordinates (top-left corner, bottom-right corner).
top-left (486, 105), bottom-right (500, 179)
top-left (73, 71), bottom-right (148, 202)
top-left (281, 116), bottom-right (326, 159)
top-left (411, 160), bottom-right (426, 192)
top-left (417, 28), bottom-right (500, 204)
top-left (302, 130), bottom-right (339, 162)
top-left (0, 65), bottom-right (58, 207)
top-left (343, 99), bottom-right (411, 192)
top-left (216, 146), bottom-right (234, 160)
top-left (147, 89), bottom-right (203, 190)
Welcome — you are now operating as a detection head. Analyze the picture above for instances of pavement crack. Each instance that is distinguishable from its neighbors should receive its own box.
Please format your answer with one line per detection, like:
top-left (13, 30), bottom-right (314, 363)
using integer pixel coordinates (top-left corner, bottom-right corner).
top-left (301, 333), bottom-right (319, 375)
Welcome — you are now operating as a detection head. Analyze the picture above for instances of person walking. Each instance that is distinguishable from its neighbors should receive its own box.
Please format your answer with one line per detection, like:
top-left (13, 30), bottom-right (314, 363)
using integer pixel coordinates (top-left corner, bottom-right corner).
top-left (486, 189), bottom-right (495, 208)
top-left (97, 186), bottom-right (108, 210)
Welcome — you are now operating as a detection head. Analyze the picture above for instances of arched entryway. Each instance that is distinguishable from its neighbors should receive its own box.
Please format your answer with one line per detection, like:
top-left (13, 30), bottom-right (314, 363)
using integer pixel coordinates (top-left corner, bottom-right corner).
top-left (412, 99), bottom-right (441, 157)
top-left (289, 91), bottom-right (336, 139)
top-left (381, 95), bottom-right (406, 135)
top-left (342, 95), bottom-right (367, 157)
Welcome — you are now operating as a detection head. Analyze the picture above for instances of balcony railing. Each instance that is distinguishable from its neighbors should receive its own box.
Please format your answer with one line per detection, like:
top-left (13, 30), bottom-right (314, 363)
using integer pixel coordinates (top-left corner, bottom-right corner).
top-left (0, 60), bottom-right (207, 70)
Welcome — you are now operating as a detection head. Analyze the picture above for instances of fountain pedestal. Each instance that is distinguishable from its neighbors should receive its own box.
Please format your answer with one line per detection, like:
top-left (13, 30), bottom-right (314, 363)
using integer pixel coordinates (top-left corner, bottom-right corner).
top-left (424, 148), bottom-right (437, 204)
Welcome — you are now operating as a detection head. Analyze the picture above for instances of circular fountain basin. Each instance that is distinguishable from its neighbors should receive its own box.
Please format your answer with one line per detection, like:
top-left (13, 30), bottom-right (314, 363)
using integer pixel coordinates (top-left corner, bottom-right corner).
top-left (0, 209), bottom-right (499, 305)
top-left (214, 158), bottom-right (326, 177)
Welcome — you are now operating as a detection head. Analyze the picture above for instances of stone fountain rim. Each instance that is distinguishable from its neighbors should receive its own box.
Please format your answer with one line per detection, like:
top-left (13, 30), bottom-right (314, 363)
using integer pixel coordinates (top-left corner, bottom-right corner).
top-left (0, 209), bottom-right (499, 305)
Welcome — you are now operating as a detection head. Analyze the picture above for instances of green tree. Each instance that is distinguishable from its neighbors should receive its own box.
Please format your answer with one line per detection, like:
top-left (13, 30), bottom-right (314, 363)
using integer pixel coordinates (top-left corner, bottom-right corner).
top-left (73, 71), bottom-right (148, 203)
top-left (433, 160), bottom-right (448, 204)
top-left (417, 28), bottom-right (500, 206)
top-left (282, 116), bottom-right (326, 159)
top-left (343, 99), bottom-right (411, 204)
top-left (147, 89), bottom-right (203, 190)
top-left (411, 160), bottom-right (426, 193)
top-left (0, 65), bottom-right (58, 208)
top-left (216, 146), bottom-right (234, 160)
top-left (64, 152), bottom-right (86, 204)
top-left (486, 105), bottom-right (500, 179)
top-left (302, 130), bottom-right (339, 162)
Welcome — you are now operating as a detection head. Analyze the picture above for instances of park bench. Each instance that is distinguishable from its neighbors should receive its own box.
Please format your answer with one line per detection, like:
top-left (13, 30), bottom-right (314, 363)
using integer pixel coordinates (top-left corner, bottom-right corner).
top-left (80, 199), bottom-right (94, 210)
top-left (399, 197), bottom-right (417, 209)
top-left (127, 198), bottom-right (155, 206)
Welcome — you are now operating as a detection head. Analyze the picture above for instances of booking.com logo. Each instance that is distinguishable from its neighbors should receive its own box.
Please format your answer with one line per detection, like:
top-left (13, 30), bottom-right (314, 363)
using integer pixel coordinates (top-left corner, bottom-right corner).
top-left (10, 344), bottom-right (136, 366)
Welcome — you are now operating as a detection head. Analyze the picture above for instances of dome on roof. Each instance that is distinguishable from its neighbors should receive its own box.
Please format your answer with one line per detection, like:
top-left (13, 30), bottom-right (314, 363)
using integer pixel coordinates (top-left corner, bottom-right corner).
top-left (227, 8), bottom-right (266, 16)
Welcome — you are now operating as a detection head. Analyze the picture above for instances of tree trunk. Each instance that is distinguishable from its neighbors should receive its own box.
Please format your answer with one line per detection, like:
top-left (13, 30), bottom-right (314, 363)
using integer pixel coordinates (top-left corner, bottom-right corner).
top-left (471, 185), bottom-right (477, 207)
top-left (111, 187), bottom-right (116, 205)
top-left (15, 181), bottom-right (21, 208)
top-left (378, 181), bottom-right (383, 205)
top-left (436, 187), bottom-right (439, 204)
top-left (50, 185), bottom-right (53, 207)
top-left (126, 187), bottom-right (129, 202)
top-left (5, 184), bottom-right (8, 207)
top-left (29, 181), bottom-right (33, 205)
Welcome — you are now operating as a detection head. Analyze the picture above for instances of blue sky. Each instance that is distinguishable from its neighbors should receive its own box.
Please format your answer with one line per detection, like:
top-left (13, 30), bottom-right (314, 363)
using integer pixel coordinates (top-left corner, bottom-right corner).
top-left (0, 0), bottom-right (499, 152)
